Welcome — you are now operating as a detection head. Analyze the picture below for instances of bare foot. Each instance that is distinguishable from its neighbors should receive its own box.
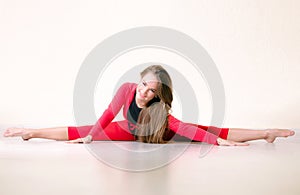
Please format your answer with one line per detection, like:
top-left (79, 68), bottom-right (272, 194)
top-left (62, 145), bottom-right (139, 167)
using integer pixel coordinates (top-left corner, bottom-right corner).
top-left (265, 129), bottom-right (295, 143)
top-left (3, 127), bottom-right (31, 140)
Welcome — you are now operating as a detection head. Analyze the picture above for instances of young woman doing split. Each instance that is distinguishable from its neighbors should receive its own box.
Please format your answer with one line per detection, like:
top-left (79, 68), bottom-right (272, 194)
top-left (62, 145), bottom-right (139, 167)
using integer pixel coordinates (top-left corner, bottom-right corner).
top-left (3, 65), bottom-right (295, 146)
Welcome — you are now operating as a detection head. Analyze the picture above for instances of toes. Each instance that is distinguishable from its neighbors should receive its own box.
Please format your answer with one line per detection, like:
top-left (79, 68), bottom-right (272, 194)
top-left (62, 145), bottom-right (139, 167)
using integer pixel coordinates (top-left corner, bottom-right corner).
top-left (3, 128), bottom-right (25, 137)
top-left (3, 130), bottom-right (12, 137)
top-left (283, 130), bottom-right (294, 137)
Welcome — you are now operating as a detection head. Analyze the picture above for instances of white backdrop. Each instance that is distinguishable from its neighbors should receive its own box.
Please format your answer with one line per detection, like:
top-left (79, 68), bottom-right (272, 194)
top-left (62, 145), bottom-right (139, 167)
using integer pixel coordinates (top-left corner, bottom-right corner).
top-left (0, 0), bottom-right (299, 129)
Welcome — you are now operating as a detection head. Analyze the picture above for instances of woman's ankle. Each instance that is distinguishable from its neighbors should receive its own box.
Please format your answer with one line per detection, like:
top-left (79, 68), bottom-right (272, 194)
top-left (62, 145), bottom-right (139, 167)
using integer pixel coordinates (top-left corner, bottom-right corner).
top-left (264, 129), bottom-right (275, 143)
top-left (22, 129), bottom-right (33, 140)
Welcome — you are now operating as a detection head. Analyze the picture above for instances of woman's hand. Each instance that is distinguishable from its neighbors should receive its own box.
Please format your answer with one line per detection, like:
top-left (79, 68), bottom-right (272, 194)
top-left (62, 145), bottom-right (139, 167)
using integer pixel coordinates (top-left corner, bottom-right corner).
top-left (66, 135), bottom-right (93, 144)
top-left (217, 138), bottom-right (249, 146)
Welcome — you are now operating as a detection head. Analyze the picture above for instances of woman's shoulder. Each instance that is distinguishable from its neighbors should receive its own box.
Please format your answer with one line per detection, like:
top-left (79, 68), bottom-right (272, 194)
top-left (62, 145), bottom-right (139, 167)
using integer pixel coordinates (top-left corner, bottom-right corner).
top-left (119, 82), bottom-right (137, 89)
top-left (118, 82), bottom-right (137, 94)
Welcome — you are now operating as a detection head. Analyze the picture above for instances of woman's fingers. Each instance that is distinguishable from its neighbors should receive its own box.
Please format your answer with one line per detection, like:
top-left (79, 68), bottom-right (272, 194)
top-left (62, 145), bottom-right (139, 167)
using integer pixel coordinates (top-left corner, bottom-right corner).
top-left (66, 138), bottom-right (84, 144)
top-left (66, 135), bottom-right (93, 144)
top-left (233, 142), bottom-right (250, 146)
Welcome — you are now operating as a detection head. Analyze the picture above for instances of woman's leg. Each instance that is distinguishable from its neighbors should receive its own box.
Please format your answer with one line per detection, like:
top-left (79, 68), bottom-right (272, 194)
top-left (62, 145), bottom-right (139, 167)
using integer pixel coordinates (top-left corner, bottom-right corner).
top-left (227, 128), bottom-right (295, 143)
top-left (68, 120), bottom-right (135, 141)
top-left (197, 125), bottom-right (229, 139)
top-left (3, 127), bottom-right (68, 141)
top-left (4, 120), bottom-right (136, 142)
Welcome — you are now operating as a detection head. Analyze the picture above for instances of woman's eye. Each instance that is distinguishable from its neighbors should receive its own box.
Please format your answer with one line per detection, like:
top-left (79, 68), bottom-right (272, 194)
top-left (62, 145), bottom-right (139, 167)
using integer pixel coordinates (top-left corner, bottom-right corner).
top-left (142, 82), bottom-right (146, 86)
top-left (150, 89), bottom-right (156, 93)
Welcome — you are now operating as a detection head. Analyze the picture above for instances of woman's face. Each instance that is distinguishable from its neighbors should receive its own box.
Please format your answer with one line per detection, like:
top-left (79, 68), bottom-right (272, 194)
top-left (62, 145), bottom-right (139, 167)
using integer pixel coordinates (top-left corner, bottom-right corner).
top-left (136, 72), bottom-right (159, 105)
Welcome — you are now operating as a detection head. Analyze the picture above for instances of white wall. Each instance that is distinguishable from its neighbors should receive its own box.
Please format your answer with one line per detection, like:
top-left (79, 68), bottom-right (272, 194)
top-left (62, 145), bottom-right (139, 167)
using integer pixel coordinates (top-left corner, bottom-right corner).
top-left (0, 0), bottom-right (299, 129)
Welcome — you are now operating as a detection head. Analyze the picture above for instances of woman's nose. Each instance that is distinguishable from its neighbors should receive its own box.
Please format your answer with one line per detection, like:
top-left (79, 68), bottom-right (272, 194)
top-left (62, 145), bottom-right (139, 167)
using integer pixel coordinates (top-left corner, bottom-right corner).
top-left (141, 87), bottom-right (148, 95)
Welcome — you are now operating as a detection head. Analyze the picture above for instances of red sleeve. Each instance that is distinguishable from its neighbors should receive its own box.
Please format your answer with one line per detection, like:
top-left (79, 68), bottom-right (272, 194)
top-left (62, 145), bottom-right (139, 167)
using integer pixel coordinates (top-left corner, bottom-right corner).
top-left (168, 115), bottom-right (219, 145)
top-left (88, 83), bottom-right (130, 137)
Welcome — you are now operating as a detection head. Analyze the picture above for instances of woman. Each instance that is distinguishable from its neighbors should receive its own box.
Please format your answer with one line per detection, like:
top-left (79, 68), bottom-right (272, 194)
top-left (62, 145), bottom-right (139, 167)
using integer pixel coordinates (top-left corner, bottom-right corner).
top-left (3, 65), bottom-right (295, 146)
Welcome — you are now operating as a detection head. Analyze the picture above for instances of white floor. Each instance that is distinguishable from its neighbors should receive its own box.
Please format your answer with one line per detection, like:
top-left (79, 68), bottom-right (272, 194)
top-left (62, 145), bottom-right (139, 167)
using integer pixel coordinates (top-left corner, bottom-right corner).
top-left (0, 130), bottom-right (299, 195)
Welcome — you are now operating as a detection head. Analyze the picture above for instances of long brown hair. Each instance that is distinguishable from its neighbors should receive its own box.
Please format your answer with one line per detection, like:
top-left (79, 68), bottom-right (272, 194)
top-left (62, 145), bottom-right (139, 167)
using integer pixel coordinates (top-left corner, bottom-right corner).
top-left (136, 65), bottom-right (173, 143)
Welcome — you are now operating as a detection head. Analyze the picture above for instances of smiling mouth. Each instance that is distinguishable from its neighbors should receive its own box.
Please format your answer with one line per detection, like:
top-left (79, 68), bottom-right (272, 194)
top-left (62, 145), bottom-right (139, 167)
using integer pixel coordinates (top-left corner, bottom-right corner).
top-left (139, 94), bottom-right (146, 99)
top-left (138, 92), bottom-right (146, 99)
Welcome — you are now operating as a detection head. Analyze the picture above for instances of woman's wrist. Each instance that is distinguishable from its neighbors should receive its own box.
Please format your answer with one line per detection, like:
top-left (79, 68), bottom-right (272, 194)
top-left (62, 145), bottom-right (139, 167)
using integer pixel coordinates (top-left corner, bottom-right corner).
top-left (216, 138), bottom-right (223, 145)
top-left (85, 135), bottom-right (93, 143)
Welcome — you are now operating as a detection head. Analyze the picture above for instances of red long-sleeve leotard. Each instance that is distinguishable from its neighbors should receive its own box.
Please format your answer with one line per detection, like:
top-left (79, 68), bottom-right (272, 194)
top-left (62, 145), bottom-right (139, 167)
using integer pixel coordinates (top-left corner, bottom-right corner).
top-left (68, 83), bottom-right (228, 145)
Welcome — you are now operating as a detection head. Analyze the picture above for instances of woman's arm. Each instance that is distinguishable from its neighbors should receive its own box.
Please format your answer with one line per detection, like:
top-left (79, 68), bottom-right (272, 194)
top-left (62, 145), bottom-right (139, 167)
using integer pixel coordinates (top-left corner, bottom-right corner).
top-left (68, 83), bottom-right (130, 143)
top-left (168, 115), bottom-right (220, 145)
top-left (168, 115), bottom-right (249, 146)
